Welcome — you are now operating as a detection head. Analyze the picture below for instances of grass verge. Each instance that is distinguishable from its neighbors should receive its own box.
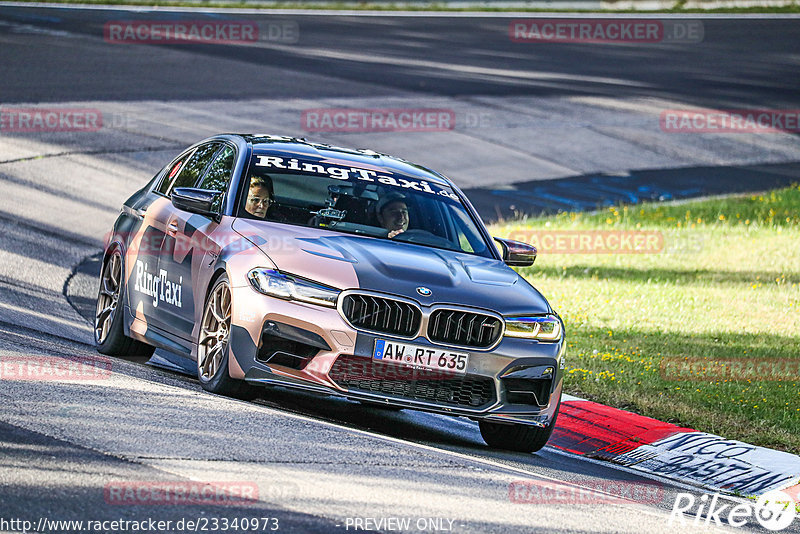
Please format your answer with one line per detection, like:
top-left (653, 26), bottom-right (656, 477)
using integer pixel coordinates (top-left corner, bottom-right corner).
top-left (490, 185), bottom-right (800, 453)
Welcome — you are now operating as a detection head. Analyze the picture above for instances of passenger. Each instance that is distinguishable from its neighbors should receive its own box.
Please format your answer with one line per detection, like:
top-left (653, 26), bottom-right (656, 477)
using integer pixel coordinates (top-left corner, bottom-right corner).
top-left (244, 175), bottom-right (274, 219)
top-left (376, 192), bottom-right (409, 239)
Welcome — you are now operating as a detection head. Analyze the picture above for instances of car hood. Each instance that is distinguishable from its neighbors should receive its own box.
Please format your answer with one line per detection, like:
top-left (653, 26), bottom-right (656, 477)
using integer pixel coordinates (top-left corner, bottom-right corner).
top-left (232, 219), bottom-right (551, 316)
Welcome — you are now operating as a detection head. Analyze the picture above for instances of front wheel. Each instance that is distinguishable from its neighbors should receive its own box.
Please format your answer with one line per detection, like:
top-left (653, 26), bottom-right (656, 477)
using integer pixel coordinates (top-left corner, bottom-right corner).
top-left (197, 274), bottom-right (256, 400)
top-left (479, 399), bottom-right (560, 453)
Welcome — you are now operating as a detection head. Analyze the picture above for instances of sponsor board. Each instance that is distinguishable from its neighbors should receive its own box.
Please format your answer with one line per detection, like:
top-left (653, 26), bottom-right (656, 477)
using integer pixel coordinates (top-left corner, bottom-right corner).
top-left (616, 431), bottom-right (800, 496)
top-left (553, 399), bottom-right (800, 501)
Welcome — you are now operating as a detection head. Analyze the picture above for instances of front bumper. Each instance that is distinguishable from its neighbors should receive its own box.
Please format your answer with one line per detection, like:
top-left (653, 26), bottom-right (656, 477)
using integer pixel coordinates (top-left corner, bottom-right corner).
top-left (228, 286), bottom-right (565, 427)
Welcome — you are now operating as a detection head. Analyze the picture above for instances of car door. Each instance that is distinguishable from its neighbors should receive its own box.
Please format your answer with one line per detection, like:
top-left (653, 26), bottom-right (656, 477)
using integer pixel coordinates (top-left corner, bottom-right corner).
top-left (125, 151), bottom-right (193, 330)
top-left (156, 142), bottom-right (236, 341)
top-left (141, 141), bottom-right (221, 336)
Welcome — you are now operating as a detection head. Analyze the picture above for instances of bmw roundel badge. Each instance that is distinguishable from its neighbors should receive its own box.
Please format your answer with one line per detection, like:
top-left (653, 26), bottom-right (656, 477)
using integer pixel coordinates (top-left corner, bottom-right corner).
top-left (416, 286), bottom-right (432, 297)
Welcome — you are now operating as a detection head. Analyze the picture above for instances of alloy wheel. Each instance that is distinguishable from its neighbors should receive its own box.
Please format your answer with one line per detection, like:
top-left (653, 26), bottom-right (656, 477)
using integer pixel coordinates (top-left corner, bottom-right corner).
top-left (198, 281), bottom-right (232, 381)
top-left (95, 252), bottom-right (121, 344)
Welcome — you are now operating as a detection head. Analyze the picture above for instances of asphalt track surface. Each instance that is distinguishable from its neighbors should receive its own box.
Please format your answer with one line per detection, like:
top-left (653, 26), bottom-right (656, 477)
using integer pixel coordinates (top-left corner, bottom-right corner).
top-left (1, 6), bottom-right (799, 534)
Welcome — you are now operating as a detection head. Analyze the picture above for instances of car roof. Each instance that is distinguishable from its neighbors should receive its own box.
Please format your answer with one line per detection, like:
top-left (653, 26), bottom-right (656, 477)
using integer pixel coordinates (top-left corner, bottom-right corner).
top-left (223, 134), bottom-right (453, 187)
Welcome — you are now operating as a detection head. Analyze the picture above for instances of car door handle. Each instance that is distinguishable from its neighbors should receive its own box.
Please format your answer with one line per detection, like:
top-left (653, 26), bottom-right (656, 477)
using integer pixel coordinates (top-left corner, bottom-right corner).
top-left (167, 221), bottom-right (179, 235)
top-left (123, 206), bottom-right (147, 220)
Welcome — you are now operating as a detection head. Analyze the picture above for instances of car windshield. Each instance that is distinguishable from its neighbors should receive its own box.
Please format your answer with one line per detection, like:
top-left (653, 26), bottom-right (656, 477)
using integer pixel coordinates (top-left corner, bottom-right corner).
top-left (237, 153), bottom-right (493, 257)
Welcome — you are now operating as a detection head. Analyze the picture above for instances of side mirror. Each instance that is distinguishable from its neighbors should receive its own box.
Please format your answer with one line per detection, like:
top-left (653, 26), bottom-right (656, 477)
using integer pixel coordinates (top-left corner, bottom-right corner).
top-left (171, 188), bottom-right (222, 222)
top-left (494, 237), bottom-right (537, 267)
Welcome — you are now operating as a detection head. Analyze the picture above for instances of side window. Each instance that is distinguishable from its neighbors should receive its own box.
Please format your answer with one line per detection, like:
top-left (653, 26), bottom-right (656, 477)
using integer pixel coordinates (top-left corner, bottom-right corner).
top-left (197, 145), bottom-right (236, 213)
top-left (157, 155), bottom-right (190, 195)
top-left (456, 226), bottom-right (475, 253)
top-left (167, 143), bottom-right (220, 195)
top-left (451, 207), bottom-right (487, 255)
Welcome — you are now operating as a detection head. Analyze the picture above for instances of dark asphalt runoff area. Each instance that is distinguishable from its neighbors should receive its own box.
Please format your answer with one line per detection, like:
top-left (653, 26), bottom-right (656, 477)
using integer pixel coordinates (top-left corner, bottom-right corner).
top-left (0, 9), bottom-right (798, 107)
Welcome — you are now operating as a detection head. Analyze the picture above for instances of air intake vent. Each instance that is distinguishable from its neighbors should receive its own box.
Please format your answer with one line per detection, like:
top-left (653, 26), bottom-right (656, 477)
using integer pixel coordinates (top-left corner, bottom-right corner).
top-left (341, 294), bottom-right (421, 337)
top-left (502, 377), bottom-right (552, 407)
top-left (329, 355), bottom-right (496, 409)
top-left (427, 309), bottom-right (502, 348)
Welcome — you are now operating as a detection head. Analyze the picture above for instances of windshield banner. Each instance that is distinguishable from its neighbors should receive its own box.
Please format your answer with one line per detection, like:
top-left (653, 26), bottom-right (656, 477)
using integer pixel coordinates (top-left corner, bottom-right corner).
top-left (252, 155), bottom-right (460, 200)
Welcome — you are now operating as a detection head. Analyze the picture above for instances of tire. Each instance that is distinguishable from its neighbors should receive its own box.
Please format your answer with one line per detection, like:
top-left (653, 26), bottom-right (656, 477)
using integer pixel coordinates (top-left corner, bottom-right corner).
top-left (197, 274), bottom-right (257, 400)
top-left (95, 248), bottom-right (155, 358)
top-left (479, 397), bottom-right (560, 453)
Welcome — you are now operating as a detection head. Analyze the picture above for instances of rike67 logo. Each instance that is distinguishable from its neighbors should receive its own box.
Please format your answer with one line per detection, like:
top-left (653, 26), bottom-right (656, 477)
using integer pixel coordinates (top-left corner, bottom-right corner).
top-left (669, 490), bottom-right (797, 531)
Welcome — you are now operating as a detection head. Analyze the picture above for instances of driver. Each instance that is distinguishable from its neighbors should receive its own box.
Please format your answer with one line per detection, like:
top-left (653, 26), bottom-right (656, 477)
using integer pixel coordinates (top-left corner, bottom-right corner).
top-left (244, 175), bottom-right (274, 219)
top-left (376, 192), bottom-right (409, 239)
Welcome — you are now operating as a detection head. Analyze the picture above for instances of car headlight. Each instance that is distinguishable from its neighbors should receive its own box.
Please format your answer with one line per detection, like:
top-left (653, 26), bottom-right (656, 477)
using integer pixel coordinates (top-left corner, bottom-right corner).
top-left (247, 268), bottom-right (339, 308)
top-left (504, 315), bottom-right (562, 341)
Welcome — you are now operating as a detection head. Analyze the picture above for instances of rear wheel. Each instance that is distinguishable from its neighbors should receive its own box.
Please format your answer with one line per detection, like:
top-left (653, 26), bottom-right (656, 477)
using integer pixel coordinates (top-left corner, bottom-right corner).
top-left (197, 274), bottom-right (256, 400)
top-left (95, 249), bottom-right (154, 358)
top-left (479, 397), bottom-right (560, 453)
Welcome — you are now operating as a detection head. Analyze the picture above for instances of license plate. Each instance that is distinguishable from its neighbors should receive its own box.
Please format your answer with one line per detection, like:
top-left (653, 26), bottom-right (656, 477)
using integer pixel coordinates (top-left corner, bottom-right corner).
top-left (373, 339), bottom-right (469, 374)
